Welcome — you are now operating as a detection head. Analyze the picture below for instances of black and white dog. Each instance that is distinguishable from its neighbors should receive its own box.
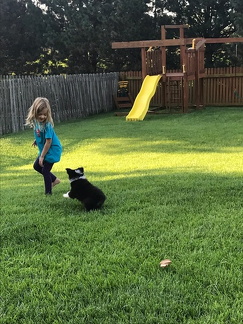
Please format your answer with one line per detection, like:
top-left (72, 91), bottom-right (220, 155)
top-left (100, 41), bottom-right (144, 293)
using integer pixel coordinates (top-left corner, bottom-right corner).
top-left (63, 167), bottom-right (106, 211)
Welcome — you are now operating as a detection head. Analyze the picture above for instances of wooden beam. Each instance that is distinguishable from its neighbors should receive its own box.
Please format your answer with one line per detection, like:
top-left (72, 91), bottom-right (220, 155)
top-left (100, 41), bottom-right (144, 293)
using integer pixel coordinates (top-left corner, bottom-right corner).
top-left (205, 37), bottom-right (243, 44)
top-left (112, 37), bottom-right (243, 50)
top-left (141, 48), bottom-right (146, 80)
top-left (112, 39), bottom-right (187, 49)
top-left (195, 39), bottom-right (206, 50)
top-left (180, 26), bottom-right (186, 67)
top-left (164, 24), bottom-right (189, 29)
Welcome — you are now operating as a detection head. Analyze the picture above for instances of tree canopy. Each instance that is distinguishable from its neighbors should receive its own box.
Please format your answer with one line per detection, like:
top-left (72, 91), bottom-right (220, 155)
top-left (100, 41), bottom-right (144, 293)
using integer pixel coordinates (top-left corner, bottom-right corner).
top-left (0, 0), bottom-right (242, 74)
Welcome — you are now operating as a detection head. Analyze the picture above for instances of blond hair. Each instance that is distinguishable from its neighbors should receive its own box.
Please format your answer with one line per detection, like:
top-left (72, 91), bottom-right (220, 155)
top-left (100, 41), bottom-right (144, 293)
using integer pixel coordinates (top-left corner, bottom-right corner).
top-left (25, 97), bottom-right (54, 127)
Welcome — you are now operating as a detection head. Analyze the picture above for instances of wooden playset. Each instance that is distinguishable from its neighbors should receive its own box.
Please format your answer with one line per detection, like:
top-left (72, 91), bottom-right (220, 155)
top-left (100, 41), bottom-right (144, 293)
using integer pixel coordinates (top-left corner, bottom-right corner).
top-left (112, 25), bottom-right (243, 114)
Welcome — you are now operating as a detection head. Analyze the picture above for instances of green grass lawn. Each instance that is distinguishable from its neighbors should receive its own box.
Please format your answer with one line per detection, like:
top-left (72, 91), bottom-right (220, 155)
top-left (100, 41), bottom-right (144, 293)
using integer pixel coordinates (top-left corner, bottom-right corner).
top-left (0, 107), bottom-right (243, 324)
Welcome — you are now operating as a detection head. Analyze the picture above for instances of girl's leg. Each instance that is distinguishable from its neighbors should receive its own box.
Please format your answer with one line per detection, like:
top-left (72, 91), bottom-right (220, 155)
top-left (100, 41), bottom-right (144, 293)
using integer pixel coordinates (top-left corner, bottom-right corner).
top-left (33, 158), bottom-right (56, 194)
top-left (33, 158), bottom-right (43, 175)
top-left (42, 161), bottom-right (55, 194)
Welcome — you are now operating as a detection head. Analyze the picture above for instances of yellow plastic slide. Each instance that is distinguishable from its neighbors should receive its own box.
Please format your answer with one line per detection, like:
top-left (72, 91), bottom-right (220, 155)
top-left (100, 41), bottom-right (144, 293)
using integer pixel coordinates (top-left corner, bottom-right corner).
top-left (126, 74), bottom-right (161, 121)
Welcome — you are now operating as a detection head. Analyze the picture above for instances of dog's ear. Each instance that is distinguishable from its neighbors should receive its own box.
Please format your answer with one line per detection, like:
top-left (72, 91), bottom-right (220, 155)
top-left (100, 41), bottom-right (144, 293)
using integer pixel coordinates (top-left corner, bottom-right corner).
top-left (75, 168), bottom-right (83, 174)
top-left (66, 168), bottom-right (72, 174)
top-left (79, 167), bottom-right (84, 173)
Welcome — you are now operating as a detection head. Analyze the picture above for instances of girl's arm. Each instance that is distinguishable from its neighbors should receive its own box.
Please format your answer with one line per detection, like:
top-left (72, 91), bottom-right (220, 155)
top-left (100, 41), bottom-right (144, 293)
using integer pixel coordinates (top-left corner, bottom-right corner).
top-left (39, 138), bottom-right (52, 166)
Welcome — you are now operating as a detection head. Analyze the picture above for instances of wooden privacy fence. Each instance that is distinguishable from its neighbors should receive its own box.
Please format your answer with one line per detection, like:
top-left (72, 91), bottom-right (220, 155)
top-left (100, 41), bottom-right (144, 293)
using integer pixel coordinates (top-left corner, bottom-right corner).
top-left (119, 67), bottom-right (243, 107)
top-left (0, 73), bottom-right (119, 135)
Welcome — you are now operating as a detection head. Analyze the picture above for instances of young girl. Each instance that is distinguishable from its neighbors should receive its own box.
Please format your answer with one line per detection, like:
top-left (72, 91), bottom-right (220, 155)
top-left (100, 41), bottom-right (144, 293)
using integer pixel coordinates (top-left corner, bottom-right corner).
top-left (25, 97), bottom-right (62, 195)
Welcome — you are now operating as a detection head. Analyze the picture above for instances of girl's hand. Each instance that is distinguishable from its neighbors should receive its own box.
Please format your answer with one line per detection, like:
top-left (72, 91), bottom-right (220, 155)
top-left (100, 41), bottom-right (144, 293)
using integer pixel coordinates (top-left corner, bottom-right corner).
top-left (39, 139), bottom-right (51, 167)
top-left (39, 156), bottom-right (44, 167)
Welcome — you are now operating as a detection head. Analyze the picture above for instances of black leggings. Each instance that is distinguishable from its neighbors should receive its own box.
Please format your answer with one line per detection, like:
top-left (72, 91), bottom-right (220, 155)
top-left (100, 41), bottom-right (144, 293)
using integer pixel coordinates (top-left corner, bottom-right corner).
top-left (33, 158), bottom-right (57, 194)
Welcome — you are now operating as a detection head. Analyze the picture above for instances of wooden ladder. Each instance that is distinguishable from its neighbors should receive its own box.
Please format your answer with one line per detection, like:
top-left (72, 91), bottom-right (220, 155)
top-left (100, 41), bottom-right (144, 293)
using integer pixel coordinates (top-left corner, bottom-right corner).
top-left (113, 81), bottom-right (133, 110)
top-left (166, 76), bottom-right (183, 112)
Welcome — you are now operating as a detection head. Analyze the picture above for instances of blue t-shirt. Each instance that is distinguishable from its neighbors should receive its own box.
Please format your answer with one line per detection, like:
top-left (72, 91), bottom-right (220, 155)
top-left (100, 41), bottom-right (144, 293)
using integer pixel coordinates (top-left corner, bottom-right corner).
top-left (34, 122), bottom-right (62, 163)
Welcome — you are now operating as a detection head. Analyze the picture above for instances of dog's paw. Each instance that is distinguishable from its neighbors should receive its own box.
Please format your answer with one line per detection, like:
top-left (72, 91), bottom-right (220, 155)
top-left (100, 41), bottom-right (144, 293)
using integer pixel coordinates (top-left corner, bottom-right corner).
top-left (63, 192), bottom-right (70, 198)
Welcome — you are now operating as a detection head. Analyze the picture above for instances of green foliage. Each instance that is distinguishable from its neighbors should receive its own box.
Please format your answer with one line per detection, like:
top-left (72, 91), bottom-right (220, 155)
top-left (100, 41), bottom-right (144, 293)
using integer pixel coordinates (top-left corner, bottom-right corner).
top-left (1, 108), bottom-right (243, 323)
top-left (39, 0), bottom-right (156, 73)
top-left (0, 0), bottom-right (46, 74)
top-left (163, 0), bottom-right (242, 67)
top-left (0, 0), bottom-right (242, 74)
